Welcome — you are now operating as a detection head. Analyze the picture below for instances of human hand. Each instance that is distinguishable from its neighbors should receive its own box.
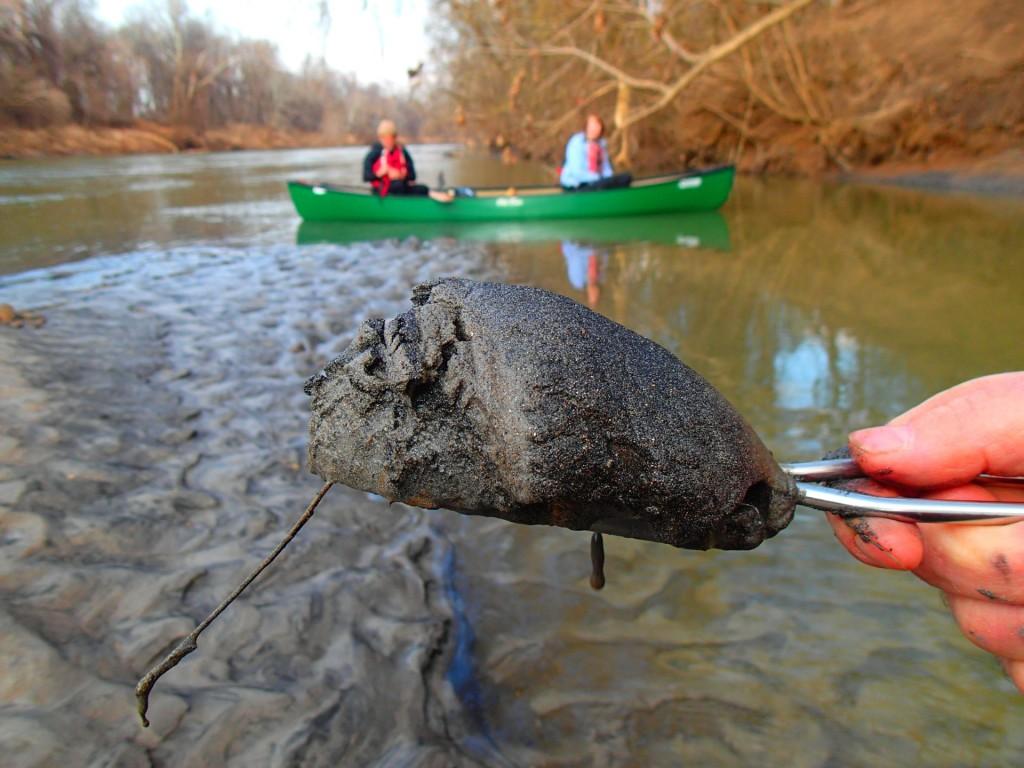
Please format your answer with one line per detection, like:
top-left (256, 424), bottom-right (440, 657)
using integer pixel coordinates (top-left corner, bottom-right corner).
top-left (388, 167), bottom-right (407, 180)
top-left (826, 372), bottom-right (1024, 691)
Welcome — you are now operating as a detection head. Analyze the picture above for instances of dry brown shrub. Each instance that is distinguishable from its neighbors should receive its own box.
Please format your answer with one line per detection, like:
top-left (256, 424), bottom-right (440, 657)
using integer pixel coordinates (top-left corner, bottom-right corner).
top-left (0, 76), bottom-right (72, 128)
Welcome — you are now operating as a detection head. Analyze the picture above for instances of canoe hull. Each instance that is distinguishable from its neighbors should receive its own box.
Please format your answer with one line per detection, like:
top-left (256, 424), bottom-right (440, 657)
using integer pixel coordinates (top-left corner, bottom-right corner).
top-left (288, 166), bottom-right (734, 223)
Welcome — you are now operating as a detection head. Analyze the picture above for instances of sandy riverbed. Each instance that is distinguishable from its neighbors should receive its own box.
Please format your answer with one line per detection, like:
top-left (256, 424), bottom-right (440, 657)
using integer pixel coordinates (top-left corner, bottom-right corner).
top-left (0, 241), bottom-right (506, 767)
top-left (4, 165), bottom-right (1024, 765)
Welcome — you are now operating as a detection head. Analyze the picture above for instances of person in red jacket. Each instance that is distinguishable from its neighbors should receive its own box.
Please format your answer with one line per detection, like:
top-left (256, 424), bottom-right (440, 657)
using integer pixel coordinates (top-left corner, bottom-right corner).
top-left (362, 119), bottom-right (452, 202)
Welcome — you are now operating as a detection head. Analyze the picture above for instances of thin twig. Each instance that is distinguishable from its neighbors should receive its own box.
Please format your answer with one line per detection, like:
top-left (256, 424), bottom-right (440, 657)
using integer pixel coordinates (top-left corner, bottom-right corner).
top-left (734, 91), bottom-right (755, 164)
top-left (523, 45), bottom-right (669, 94)
top-left (134, 482), bottom-right (334, 727)
top-left (545, 0), bottom-right (601, 46)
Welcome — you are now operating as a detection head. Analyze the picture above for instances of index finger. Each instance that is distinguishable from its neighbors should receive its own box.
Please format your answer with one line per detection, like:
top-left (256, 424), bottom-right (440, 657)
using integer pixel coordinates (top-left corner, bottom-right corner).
top-left (851, 372), bottom-right (1024, 488)
top-left (824, 479), bottom-right (923, 570)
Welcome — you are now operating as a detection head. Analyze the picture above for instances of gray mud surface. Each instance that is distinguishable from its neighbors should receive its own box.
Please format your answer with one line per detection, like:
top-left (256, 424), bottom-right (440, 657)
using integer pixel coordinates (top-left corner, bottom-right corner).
top-left (3, 225), bottom-right (1022, 767)
top-left (0, 244), bottom-right (500, 767)
top-left (307, 278), bottom-right (794, 550)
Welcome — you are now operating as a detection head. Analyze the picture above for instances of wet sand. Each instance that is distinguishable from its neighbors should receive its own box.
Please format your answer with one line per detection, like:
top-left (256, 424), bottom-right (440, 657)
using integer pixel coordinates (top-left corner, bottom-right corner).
top-left (3, 153), bottom-right (1024, 766)
top-left (0, 242), bottom-right (503, 767)
top-left (5, 237), bottom-right (1024, 767)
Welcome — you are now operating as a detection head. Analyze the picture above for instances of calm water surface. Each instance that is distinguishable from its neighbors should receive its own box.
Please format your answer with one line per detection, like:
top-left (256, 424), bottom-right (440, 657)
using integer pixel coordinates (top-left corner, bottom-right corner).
top-left (1, 146), bottom-right (1023, 766)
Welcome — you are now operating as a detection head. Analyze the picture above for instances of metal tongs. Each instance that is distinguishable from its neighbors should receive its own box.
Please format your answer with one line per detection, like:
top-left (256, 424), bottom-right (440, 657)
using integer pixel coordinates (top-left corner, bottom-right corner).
top-left (783, 458), bottom-right (1024, 524)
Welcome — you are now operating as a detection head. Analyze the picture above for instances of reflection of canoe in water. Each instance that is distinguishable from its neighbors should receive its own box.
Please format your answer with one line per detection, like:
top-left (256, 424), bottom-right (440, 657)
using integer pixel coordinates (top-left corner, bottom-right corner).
top-left (296, 211), bottom-right (731, 251)
top-left (288, 166), bottom-right (734, 222)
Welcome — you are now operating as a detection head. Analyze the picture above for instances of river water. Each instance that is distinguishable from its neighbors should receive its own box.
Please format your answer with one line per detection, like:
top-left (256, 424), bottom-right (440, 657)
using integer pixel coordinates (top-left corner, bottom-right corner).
top-left (1, 146), bottom-right (1023, 767)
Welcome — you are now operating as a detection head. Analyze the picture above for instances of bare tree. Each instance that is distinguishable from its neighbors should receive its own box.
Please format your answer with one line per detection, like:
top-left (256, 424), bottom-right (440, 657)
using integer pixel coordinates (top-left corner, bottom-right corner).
top-left (435, 0), bottom-right (818, 167)
top-left (0, 0), bottom-right (442, 143)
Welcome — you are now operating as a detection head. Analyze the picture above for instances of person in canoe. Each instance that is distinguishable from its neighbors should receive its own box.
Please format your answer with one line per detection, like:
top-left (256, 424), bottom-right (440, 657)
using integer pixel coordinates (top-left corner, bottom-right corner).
top-left (559, 114), bottom-right (633, 192)
top-left (363, 120), bottom-right (453, 203)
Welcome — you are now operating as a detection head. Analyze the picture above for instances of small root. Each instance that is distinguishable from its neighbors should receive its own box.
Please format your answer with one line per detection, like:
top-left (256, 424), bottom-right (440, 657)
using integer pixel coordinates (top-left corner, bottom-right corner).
top-left (135, 482), bottom-right (334, 727)
top-left (589, 532), bottom-right (606, 590)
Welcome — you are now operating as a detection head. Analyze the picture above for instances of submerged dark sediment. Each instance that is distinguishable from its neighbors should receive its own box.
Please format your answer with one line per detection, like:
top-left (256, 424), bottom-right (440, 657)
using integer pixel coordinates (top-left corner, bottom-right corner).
top-left (306, 278), bottom-right (795, 551)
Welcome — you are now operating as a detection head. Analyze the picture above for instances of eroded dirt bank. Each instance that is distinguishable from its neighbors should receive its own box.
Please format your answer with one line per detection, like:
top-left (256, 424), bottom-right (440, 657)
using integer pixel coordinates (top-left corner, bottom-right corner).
top-left (0, 122), bottom-right (351, 159)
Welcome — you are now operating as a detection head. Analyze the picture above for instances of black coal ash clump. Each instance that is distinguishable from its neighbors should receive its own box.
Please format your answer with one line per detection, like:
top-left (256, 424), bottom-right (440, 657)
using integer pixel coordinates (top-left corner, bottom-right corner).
top-left (305, 278), bottom-right (795, 551)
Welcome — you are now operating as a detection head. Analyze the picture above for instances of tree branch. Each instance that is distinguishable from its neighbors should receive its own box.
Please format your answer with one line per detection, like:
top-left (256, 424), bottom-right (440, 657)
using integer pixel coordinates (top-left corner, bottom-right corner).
top-left (605, 0), bottom-right (701, 63)
top-left (737, 37), bottom-right (810, 123)
top-left (545, 0), bottom-right (602, 46)
top-left (196, 55), bottom-right (233, 90)
top-left (620, 0), bottom-right (817, 130)
top-left (703, 0), bottom-right (817, 65)
top-left (659, 29), bottom-right (701, 65)
top-left (520, 45), bottom-right (669, 94)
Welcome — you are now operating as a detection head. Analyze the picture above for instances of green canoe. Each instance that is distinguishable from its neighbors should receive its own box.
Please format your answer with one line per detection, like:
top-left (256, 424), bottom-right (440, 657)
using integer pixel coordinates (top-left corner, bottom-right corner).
top-left (287, 165), bottom-right (734, 223)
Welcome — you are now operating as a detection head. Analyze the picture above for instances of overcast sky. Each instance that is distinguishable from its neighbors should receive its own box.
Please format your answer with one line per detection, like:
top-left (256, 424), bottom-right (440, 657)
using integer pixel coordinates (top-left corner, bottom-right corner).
top-left (94, 0), bottom-right (432, 88)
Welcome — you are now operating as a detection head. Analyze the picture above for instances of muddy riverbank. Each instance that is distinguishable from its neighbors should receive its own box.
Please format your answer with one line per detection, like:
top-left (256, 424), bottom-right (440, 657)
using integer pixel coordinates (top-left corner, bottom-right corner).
top-left (0, 243), bottom-right (505, 767)
top-left (0, 123), bottom-right (350, 160)
top-left (841, 149), bottom-right (1024, 197)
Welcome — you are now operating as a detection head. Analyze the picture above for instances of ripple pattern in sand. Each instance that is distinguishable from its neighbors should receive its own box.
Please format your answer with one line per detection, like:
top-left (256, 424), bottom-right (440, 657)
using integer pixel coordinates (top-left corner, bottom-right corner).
top-left (0, 241), bottom-right (504, 767)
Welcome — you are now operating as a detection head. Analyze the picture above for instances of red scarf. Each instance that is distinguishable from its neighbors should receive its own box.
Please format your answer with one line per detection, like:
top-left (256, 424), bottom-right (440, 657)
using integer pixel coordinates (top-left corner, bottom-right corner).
top-left (588, 140), bottom-right (602, 173)
top-left (372, 145), bottom-right (407, 196)
top-left (588, 253), bottom-right (600, 285)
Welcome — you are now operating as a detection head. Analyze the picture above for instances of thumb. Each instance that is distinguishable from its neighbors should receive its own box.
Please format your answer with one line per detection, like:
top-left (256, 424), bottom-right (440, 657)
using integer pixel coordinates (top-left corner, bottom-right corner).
top-left (850, 372), bottom-right (1024, 488)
